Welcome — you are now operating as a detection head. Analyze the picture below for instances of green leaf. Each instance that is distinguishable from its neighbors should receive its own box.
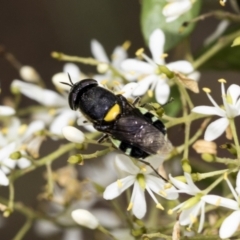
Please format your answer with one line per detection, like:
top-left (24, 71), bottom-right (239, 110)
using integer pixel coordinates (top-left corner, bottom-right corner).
top-left (140, 0), bottom-right (202, 51)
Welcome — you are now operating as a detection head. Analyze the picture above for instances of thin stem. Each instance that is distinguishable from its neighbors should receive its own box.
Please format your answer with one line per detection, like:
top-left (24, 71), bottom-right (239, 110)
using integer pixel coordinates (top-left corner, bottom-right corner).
top-left (13, 218), bottom-right (32, 240)
top-left (193, 29), bottom-right (240, 69)
top-left (79, 147), bottom-right (114, 160)
top-left (8, 180), bottom-right (14, 212)
top-left (203, 174), bottom-right (225, 195)
top-left (193, 169), bottom-right (228, 181)
top-left (10, 143), bottom-right (75, 181)
top-left (46, 163), bottom-right (53, 198)
top-left (229, 118), bottom-right (240, 159)
top-left (97, 225), bottom-right (118, 240)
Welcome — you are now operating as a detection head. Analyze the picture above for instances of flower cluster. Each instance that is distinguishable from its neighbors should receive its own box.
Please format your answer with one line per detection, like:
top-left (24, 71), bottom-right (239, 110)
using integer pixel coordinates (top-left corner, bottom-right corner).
top-left (2, 2), bottom-right (240, 239)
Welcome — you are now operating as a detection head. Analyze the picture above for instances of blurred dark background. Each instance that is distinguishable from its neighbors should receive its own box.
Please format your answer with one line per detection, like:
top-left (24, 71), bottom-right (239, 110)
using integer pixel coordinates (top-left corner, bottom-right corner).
top-left (0, 0), bottom-right (239, 239)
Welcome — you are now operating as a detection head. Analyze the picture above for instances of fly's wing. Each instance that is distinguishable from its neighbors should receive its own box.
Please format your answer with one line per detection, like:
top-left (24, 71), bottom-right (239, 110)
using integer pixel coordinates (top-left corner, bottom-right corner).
top-left (110, 115), bottom-right (172, 155)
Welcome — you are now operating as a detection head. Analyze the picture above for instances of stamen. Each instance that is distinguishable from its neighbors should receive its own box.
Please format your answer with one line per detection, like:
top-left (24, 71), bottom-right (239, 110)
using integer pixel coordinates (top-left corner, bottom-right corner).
top-left (68, 119), bottom-right (75, 126)
top-left (140, 166), bottom-right (147, 172)
top-left (122, 40), bottom-right (131, 50)
top-left (223, 172), bottom-right (228, 180)
top-left (18, 124), bottom-right (27, 135)
top-left (135, 48), bottom-right (144, 57)
top-left (1, 127), bottom-right (8, 135)
top-left (215, 198), bottom-right (221, 206)
top-left (219, 0), bottom-right (227, 6)
top-left (156, 203), bottom-right (164, 210)
top-left (202, 87), bottom-right (211, 93)
top-left (48, 108), bottom-right (56, 116)
top-left (164, 183), bottom-right (172, 189)
top-left (190, 214), bottom-right (197, 224)
top-left (117, 179), bottom-right (122, 188)
top-left (218, 78), bottom-right (227, 83)
top-left (127, 202), bottom-right (133, 211)
top-left (168, 209), bottom-right (173, 215)
top-left (159, 190), bottom-right (167, 197)
top-left (100, 79), bottom-right (108, 85)
top-left (161, 53), bottom-right (168, 59)
top-left (147, 90), bottom-right (153, 98)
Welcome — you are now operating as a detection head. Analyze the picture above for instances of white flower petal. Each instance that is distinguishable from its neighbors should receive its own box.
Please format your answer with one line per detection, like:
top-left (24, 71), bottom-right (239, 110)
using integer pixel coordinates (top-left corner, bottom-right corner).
top-left (228, 84), bottom-right (240, 105)
top-left (52, 73), bottom-right (71, 91)
top-left (162, 0), bottom-right (192, 20)
top-left (169, 174), bottom-right (192, 194)
top-left (198, 201), bottom-right (205, 233)
top-left (71, 209), bottom-right (99, 229)
top-left (131, 182), bottom-right (146, 219)
top-left (0, 142), bottom-right (17, 161)
top-left (144, 154), bottom-right (165, 170)
top-left (204, 20), bottom-right (230, 46)
top-left (50, 110), bottom-right (77, 136)
top-left (62, 126), bottom-right (85, 144)
top-left (91, 39), bottom-right (109, 63)
top-left (62, 229), bottom-right (83, 240)
top-left (34, 220), bottom-right (60, 237)
top-left (19, 66), bottom-right (40, 83)
top-left (121, 59), bottom-right (154, 75)
top-left (22, 120), bottom-right (45, 141)
top-left (204, 117), bottom-right (229, 141)
top-left (63, 63), bottom-right (81, 80)
top-left (167, 61), bottom-right (193, 74)
top-left (103, 176), bottom-right (135, 199)
top-left (133, 75), bottom-right (157, 96)
top-left (1, 157), bottom-right (16, 174)
top-left (219, 210), bottom-right (240, 239)
top-left (191, 106), bottom-right (225, 117)
top-left (17, 158), bottom-right (31, 169)
top-left (112, 46), bottom-right (127, 68)
top-left (187, 71), bottom-right (201, 81)
top-left (0, 170), bottom-right (9, 186)
top-left (115, 154), bottom-right (139, 175)
top-left (179, 202), bottom-right (202, 225)
top-left (202, 195), bottom-right (239, 210)
top-left (155, 80), bottom-right (170, 104)
top-left (121, 82), bottom-right (138, 99)
top-left (0, 106), bottom-right (15, 116)
top-left (236, 171), bottom-right (240, 195)
top-left (185, 173), bottom-right (201, 193)
top-left (146, 175), bottom-right (178, 199)
top-left (149, 29), bottom-right (165, 65)
top-left (11, 80), bottom-right (66, 107)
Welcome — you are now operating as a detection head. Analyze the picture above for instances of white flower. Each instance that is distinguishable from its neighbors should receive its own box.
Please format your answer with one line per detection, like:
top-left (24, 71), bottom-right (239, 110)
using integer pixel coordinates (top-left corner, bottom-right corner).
top-left (91, 39), bottom-right (128, 83)
top-left (62, 126), bottom-right (85, 144)
top-left (19, 66), bottom-right (41, 83)
top-left (0, 106), bottom-right (15, 116)
top-left (71, 209), bottom-right (99, 229)
top-left (121, 29), bottom-right (199, 104)
top-left (11, 80), bottom-right (77, 136)
top-left (103, 154), bottom-right (178, 219)
top-left (0, 119), bottom-right (46, 186)
top-left (162, 0), bottom-right (193, 23)
top-left (202, 172), bottom-right (240, 239)
top-left (192, 80), bottom-right (240, 141)
top-left (52, 63), bottom-right (84, 91)
top-left (169, 173), bottom-right (215, 233)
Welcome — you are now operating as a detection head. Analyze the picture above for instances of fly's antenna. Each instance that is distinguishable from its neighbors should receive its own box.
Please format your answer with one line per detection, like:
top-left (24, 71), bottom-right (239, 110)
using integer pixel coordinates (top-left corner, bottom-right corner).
top-left (67, 73), bottom-right (74, 85)
top-left (60, 73), bottom-right (74, 87)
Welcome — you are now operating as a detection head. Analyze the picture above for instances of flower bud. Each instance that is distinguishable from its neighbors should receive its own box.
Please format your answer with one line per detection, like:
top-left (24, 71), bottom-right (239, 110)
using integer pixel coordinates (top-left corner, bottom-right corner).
top-left (10, 151), bottom-right (22, 160)
top-left (193, 140), bottom-right (217, 155)
top-left (201, 153), bottom-right (215, 162)
top-left (62, 126), bottom-right (85, 144)
top-left (181, 159), bottom-right (192, 173)
top-left (68, 155), bottom-right (83, 165)
top-left (19, 66), bottom-right (41, 83)
top-left (71, 209), bottom-right (99, 229)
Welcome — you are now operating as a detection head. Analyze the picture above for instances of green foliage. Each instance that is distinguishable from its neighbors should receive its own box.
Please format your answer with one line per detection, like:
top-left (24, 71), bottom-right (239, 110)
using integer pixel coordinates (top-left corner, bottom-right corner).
top-left (140, 0), bottom-right (202, 51)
